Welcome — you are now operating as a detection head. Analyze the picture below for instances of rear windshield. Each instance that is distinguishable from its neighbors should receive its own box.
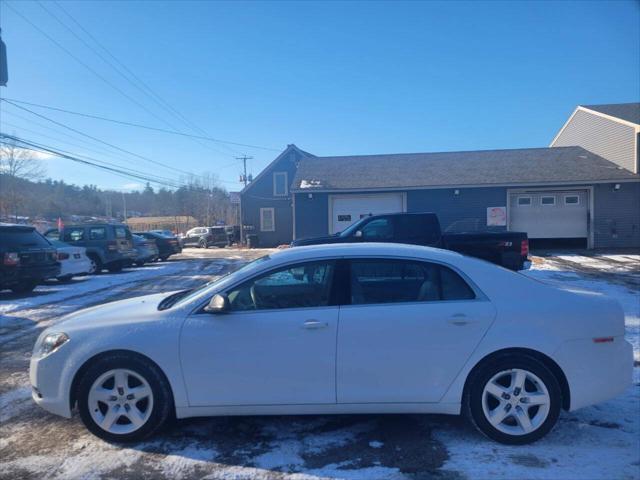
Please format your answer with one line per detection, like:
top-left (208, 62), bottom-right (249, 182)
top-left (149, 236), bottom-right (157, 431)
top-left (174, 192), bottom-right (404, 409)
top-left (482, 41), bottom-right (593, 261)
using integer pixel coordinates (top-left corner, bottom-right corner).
top-left (0, 230), bottom-right (51, 248)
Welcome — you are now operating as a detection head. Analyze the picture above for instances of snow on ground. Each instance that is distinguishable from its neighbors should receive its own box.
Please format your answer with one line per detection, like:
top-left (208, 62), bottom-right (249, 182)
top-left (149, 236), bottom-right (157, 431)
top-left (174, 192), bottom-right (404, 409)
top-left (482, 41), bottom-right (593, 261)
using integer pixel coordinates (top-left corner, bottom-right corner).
top-left (0, 249), bottom-right (638, 480)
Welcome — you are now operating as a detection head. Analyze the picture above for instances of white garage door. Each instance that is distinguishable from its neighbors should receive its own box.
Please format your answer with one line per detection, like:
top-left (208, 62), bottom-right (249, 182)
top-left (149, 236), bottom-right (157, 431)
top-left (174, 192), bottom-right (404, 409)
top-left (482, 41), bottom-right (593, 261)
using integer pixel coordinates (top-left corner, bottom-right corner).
top-left (509, 190), bottom-right (589, 239)
top-left (330, 193), bottom-right (405, 234)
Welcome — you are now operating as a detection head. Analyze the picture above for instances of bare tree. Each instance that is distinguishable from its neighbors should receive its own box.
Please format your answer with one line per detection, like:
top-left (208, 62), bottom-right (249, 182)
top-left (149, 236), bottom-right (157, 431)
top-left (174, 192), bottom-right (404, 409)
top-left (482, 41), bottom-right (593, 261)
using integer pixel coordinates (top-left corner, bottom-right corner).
top-left (0, 139), bottom-right (46, 221)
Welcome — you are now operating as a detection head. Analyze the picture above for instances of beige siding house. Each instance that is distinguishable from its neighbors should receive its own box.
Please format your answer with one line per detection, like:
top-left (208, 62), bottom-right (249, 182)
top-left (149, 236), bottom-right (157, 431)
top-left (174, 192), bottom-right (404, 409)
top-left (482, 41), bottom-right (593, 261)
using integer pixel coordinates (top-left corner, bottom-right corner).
top-left (551, 103), bottom-right (640, 173)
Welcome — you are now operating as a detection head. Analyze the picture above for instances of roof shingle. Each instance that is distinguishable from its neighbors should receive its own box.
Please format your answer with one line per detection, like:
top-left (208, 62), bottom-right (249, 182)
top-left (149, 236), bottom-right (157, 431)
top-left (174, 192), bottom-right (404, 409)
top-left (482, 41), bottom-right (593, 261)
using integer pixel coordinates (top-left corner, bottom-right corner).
top-left (292, 146), bottom-right (639, 191)
top-left (581, 103), bottom-right (640, 125)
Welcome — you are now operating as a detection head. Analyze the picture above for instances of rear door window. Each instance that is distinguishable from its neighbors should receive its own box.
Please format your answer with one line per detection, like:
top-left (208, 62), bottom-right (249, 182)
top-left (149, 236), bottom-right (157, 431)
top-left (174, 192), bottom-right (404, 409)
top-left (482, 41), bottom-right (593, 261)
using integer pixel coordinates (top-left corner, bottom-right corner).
top-left (349, 259), bottom-right (475, 305)
top-left (89, 227), bottom-right (107, 240)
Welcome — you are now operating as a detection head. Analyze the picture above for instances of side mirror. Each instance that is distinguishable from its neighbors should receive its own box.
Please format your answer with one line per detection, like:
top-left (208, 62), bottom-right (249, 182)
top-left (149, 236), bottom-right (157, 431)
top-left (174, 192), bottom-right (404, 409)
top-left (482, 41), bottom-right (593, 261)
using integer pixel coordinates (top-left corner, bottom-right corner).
top-left (204, 293), bottom-right (230, 313)
top-left (354, 230), bottom-right (363, 238)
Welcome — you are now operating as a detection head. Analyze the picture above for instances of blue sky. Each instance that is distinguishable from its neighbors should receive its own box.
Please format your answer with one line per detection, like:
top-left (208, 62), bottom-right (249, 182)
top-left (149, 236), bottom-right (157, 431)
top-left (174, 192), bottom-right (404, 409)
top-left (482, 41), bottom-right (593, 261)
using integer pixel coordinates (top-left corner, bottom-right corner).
top-left (1, 0), bottom-right (638, 192)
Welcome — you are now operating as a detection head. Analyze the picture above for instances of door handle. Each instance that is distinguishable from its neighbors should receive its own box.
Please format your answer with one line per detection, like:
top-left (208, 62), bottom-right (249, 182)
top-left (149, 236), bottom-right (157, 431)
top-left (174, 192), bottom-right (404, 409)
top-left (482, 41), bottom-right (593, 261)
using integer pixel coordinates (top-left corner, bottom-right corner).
top-left (303, 320), bottom-right (328, 329)
top-left (448, 314), bottom-right (469, 326)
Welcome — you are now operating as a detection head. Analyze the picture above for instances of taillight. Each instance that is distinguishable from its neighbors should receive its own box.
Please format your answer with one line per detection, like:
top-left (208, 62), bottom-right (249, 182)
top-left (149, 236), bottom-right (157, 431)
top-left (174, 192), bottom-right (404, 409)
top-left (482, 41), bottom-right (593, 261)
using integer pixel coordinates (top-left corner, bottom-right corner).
top-left (107, 241), bottom-right (118, 251)
top-left (3, 252), bottom-right (20, 266)
top-left (593, 337), bottom-right (614, 343)
top-left (58, 252), bottom-right (70, 260)
top-left (520, 239), bottom-right (529, 257)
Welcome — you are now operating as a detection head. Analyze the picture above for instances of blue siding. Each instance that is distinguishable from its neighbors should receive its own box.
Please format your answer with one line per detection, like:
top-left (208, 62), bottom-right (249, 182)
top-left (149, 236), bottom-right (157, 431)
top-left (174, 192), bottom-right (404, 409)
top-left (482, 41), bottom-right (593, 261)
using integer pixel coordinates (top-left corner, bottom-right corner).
top-left (593, 182), bottom-right (640, 248)
top-left (241, 147), bottom-right (304, 247)
top-left (294, 184), bottom-right (640, 248)
top-left (407, 187), bottom-right (508, 233)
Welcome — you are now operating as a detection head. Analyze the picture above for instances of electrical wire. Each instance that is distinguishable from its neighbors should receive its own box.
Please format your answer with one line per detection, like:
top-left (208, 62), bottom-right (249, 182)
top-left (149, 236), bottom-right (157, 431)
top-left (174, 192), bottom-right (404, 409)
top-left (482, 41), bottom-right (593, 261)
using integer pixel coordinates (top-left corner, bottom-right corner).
top-left (0, 97), bottom-right (280, 152)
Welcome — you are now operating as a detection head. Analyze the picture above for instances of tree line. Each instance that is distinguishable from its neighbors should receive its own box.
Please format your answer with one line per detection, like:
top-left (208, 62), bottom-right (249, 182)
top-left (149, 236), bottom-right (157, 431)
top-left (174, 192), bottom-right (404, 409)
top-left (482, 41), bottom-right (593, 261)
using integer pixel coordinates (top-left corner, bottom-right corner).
top-left (0, 140), bottom-right (237, 226)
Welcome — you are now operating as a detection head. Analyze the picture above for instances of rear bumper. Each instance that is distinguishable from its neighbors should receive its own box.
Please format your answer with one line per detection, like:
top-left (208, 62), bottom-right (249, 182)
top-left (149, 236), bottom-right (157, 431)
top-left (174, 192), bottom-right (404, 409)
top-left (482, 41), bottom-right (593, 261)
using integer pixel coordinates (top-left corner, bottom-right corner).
top-left (555, 336), bottom-right (633, 411)
top-left (1, 264), bottom-right (60, 285)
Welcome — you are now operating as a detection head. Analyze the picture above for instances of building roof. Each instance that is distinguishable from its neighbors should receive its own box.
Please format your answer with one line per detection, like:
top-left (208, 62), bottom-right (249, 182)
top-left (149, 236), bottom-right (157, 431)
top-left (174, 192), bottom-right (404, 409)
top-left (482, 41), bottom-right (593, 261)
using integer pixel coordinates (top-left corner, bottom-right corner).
top-left (581, 103), bottom-right (640, 126)
top-left (291, 146), bottom-right (639, 192)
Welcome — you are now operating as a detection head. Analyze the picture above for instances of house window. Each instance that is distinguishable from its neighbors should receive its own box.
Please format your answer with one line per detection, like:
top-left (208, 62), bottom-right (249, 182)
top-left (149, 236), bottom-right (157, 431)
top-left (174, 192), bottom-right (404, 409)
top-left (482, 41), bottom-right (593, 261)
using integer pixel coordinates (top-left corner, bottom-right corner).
top-left (273, 172), bottom-right (288, 197)
top-left (564, 195), bottom-right (580, 205)
top-left (541, 196), bottom-right (556, 206)
top-left (260, 208), bottom-right (275, 232)
top-left (517, 196), bottom-right (532, 206)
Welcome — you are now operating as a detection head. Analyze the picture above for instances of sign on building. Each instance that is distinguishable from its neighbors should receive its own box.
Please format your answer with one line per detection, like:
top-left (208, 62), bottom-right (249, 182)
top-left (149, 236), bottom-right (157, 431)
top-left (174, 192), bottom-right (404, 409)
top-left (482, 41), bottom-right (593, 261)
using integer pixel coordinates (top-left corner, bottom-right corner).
top-left (487, 206), bottom-right (507, 226)
top-left (230, 192), bottom-right (241, 204)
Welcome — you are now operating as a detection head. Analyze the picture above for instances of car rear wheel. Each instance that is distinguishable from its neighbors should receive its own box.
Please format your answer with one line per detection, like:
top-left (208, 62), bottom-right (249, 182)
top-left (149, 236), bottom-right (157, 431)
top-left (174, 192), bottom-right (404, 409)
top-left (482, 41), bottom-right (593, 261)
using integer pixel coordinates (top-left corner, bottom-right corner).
top-left (198, 239), bottom-right (207, 248)
top-left (466, 354), bottom-right (561, 444)
top-left (77, 353), bottom-right (173, 443)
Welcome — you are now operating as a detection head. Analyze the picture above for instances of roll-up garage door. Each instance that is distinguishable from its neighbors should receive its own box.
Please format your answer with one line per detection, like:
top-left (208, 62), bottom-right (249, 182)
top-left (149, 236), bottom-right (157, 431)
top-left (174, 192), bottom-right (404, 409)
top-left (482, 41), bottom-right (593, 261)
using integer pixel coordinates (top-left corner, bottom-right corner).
top-left (509, 190), bottom-right (588, 239)
top-left (329, 193), bottom-right (405, 234)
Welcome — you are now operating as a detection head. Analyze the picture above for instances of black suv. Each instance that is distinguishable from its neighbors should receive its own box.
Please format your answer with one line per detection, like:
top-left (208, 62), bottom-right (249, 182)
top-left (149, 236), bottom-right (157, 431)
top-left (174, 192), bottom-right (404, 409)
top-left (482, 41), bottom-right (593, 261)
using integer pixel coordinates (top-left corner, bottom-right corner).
top-left (45, 223), bottom-right (136, 273)
top-left (182, 226), bottom-right (228, 248)
top-left (1, 224), bottom-right (60, 293)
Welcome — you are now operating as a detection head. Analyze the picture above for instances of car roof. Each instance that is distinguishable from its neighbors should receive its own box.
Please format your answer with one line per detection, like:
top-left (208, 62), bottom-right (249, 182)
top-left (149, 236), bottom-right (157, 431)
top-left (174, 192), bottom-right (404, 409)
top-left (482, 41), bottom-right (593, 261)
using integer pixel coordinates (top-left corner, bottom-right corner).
top-left (65, 223), bottom-right (127, 227)
top-left (271, 243), bottom-right (463, 263)
top-left (0, 223), bottom-right (35, 231)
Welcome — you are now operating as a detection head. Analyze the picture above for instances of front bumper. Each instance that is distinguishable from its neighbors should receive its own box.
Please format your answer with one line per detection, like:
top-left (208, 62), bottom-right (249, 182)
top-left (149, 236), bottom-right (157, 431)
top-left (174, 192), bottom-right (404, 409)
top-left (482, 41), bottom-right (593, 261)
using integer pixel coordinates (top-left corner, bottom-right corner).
top-left (29, 345), bottom-right (73, 418)
top-left (555, 336), bottom-right (633, 411)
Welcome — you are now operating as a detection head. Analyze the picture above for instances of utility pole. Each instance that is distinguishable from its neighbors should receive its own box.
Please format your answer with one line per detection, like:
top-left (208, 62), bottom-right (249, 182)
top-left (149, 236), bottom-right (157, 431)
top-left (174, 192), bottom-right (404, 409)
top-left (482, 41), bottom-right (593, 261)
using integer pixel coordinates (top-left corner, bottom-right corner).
top-left (122, 191), bottom-right (127, 223)
top-left (236, 156), bottom-right (253, 246)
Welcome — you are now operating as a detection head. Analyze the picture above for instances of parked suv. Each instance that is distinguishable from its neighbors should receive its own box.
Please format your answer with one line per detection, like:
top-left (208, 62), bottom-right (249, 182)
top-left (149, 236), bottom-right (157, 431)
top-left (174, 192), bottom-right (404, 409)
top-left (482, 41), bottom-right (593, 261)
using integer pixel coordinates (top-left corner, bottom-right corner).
top-left (182, 226), bottom-right (228, 248)
top-left (45, 223), bottom-right (136, 273)
top-left (1, 224), bottom-right (60, 293)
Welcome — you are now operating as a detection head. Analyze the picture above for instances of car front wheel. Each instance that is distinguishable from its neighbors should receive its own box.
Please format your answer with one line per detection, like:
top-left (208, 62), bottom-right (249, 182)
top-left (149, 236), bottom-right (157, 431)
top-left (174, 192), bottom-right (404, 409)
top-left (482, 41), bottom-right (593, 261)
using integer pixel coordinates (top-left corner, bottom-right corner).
top-left (466, 354), bottom-right (561, 445)
top-left (77, 353), bottom-right (173, 442)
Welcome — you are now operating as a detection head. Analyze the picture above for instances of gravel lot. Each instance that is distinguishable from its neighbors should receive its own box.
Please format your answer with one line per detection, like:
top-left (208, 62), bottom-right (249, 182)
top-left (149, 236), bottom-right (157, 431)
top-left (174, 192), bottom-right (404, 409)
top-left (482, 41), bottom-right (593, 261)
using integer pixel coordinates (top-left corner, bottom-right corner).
top-left (1, 248), bottom-right (638, 480)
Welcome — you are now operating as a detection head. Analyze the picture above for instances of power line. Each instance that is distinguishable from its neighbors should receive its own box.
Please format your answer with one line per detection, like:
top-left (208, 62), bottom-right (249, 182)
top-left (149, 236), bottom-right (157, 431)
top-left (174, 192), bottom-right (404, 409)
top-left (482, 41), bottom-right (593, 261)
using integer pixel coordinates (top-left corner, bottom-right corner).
top-left (51, 0), bottom-right (244, 157)
top-left (1, 134), bottom-right (184, 189)
top-left (0, 97), bottom-right (280, 152)
top-left (4, 1), bottom-right (196, 137)
top-left (2, 99), bottom-right (202, 178)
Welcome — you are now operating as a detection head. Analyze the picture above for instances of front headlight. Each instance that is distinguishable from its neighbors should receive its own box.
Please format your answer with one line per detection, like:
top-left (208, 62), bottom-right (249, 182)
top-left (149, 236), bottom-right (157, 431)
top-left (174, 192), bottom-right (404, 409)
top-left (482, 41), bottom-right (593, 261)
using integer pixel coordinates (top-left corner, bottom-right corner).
top-left (37, 332), bottom-right (70, 357)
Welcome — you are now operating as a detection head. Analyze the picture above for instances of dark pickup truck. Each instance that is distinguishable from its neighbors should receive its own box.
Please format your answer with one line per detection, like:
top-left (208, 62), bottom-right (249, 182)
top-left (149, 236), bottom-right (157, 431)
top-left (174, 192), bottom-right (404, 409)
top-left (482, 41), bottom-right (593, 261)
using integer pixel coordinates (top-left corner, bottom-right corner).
top-left (1, 224), bottom-right (60, 293)
top-left (291, 212), bottom-right (529, 270)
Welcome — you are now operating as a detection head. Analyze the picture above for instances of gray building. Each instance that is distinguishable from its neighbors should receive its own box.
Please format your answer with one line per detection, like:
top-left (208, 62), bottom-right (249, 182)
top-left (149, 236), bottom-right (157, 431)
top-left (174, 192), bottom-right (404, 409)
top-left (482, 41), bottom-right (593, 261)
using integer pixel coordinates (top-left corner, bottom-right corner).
top-left (241, 103), bottom-right (640, 248)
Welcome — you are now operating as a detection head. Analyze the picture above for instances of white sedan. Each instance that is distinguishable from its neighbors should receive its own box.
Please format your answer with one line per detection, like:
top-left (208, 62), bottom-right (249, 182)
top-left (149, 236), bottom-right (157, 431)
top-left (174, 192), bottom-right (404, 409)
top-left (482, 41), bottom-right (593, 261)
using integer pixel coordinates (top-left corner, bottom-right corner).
top-left (30, 243), bottom-right (632, 444)
top-left (50, 240), bottom-right (94, 282)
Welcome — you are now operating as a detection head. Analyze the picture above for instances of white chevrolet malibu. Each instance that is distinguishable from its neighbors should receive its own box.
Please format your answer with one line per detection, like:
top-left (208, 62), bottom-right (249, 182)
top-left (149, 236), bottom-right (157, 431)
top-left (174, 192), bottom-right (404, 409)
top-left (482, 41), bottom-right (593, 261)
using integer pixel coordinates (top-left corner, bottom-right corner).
top-left (30, 244), bottom-right (632, 444)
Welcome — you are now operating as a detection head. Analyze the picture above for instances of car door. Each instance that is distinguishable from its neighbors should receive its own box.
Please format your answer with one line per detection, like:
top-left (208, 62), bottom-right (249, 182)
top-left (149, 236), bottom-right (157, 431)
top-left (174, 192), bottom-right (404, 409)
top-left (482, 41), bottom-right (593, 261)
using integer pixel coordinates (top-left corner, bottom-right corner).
top-left (184, 228), bottom-right (199, 246)
top-left (359, 216), bottom-right (395, 242)
top-left (180, 260), bottom-right (340, 406)
top-left (337, 258), bottom-right (495, 404)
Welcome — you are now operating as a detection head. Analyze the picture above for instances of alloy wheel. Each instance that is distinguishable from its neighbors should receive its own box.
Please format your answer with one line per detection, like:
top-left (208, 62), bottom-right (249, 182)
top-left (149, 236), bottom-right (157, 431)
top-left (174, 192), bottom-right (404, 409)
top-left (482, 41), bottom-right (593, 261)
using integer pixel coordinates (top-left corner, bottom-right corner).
top-left (481, 368), bottom-right (551, 436)
top-left (88, 368), bottom-right (154, 435)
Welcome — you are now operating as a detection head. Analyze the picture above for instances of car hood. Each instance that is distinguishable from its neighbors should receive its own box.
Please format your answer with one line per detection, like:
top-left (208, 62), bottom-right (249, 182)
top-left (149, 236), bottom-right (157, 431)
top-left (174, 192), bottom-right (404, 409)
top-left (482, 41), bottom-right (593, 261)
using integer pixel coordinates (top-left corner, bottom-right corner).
top-left (54, 291), bottom-right (178, 333)
top-left (291, 234), bottom-right (344, 246)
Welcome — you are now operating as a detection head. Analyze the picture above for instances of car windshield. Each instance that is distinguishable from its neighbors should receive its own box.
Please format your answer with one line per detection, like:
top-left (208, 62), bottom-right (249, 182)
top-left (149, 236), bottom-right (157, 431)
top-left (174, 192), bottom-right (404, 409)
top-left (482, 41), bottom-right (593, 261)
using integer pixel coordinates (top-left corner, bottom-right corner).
top-left (161, 255), bottom-right (272, 310)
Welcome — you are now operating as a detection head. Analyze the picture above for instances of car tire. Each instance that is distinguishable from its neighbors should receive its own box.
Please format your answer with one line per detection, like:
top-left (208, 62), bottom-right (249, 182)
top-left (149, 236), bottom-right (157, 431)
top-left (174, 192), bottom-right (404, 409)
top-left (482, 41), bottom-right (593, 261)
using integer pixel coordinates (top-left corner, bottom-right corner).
top-left (57, 275), bottom-right (74, 283)
top-left (77, 352), bottom-right (173, 443)
top-left (88, 255), bottom-right (102, 275)
top-left (465, 354), bottom-right (561, 445)
top-left (108, 264), bottom-right (123, 273)
top-left (134, 261), bottom-right (145, 267)
top-left (160, 256), bottom-right (169, 262)
top-left (198, 239), bottom-right (207, 249)
top-left (10, 281), bottom-right (38, 294)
